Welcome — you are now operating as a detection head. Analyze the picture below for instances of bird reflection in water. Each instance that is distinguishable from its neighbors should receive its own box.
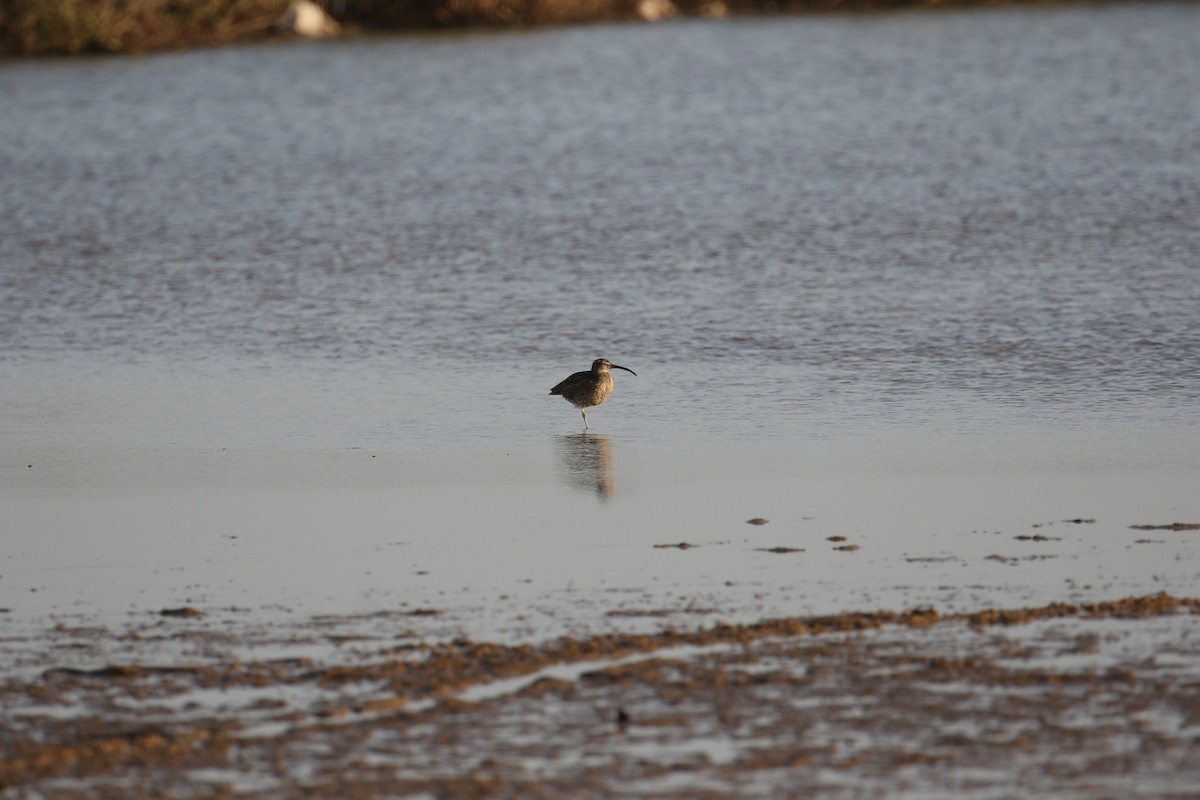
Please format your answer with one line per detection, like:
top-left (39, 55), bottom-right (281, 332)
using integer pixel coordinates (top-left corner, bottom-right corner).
top-left (554, 433), bottom-right (616, 501)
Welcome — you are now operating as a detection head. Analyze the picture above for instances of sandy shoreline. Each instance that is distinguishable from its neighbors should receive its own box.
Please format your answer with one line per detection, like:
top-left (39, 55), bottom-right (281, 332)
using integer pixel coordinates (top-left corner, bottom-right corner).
top-left (3, 593), bottom-right (1198, 796)
top-left (8, 430), bottom-right (1197, 796)
top-left (5, 364), bottom-right (1197, 797)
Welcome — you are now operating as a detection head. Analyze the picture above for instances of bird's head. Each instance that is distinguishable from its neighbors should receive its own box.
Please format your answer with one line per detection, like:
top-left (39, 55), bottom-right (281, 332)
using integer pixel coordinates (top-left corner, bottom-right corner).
top-left (594, 358), bottom-right (636, 376)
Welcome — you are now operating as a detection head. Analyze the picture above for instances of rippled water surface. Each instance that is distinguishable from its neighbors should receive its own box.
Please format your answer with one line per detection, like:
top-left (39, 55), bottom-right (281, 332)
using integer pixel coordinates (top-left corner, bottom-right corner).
top-left (4, 5), bottom-right (1199, 411)
top-left (2, 4), bottom-right (1199, 629)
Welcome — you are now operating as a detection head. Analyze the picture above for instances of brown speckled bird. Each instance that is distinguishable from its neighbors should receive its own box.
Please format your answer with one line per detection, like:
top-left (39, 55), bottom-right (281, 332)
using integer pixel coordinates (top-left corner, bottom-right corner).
top-left (550, 358), bottom-right (637, 431)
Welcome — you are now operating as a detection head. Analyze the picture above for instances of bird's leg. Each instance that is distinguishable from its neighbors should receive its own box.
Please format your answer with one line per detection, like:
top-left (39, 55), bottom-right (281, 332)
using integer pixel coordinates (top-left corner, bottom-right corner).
top-left (582, 410), bottom-right (589, 431)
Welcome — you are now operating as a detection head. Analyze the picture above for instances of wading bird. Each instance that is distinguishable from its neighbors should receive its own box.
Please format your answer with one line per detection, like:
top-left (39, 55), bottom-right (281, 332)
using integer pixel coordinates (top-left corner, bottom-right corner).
top-left (550, 358), bottom-right (637, 431)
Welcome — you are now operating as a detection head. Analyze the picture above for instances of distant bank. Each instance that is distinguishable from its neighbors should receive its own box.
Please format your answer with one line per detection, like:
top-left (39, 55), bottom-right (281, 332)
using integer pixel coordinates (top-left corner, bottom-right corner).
top-left (0, 0), bottom-right (1142, 56)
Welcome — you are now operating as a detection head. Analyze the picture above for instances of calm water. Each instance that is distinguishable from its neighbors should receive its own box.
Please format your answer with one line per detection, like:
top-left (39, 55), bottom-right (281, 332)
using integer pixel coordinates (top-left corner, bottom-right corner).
top-left (2, 5), bottom-right (1199, 630)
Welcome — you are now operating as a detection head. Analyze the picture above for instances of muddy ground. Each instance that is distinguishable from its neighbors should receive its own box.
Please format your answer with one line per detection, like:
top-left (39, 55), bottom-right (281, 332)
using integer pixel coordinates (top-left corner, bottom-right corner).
top-left (3, 593), bottom-right (1198, 798)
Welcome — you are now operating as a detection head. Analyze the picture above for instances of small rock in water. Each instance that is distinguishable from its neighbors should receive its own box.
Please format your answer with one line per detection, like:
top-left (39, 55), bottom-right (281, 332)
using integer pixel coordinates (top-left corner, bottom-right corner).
top-left (160, 606), bottom-right (202, 618)
top-left (1129, 522), bottom-right (1200, 531)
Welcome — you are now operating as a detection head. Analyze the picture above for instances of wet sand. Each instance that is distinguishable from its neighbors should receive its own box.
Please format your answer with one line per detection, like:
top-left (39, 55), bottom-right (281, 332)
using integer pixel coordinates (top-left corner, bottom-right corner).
top-left (3, 594), bottom-right (1199, 797)
top-left (5, 363), bottom-right (1199, 796)
top-left (4, 368), bottom-right (1200, 796)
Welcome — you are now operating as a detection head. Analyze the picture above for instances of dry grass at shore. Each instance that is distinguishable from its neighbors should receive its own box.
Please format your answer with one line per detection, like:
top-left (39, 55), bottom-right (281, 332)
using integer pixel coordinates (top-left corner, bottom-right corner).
top-left (1, 0), bottom-right (1131, 56)
top-left (0, 0), bottom-right (291, 55)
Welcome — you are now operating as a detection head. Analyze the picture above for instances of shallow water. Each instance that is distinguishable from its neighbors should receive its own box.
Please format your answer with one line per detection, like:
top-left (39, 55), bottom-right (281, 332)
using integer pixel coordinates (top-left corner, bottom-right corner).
top-left (1, 4), bottom-right (1199, 636)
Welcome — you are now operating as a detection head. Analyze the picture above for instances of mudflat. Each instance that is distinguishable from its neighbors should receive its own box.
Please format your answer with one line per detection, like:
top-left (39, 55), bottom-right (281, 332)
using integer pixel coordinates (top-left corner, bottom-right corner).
top-left (3, 594), bottom-right (1198, 796)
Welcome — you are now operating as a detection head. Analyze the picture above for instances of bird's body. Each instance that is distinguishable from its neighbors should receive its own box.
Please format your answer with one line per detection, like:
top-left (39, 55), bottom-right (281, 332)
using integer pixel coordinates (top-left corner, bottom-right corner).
top-left (550, 358), bottom-right (637, 430)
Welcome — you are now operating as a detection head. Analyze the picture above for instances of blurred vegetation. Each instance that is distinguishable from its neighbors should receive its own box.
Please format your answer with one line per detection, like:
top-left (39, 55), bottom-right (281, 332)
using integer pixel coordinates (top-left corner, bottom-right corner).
top-left (0, 0), bottom-right (1144, 56)
top-left (0, 0), bottom-right (301, 54)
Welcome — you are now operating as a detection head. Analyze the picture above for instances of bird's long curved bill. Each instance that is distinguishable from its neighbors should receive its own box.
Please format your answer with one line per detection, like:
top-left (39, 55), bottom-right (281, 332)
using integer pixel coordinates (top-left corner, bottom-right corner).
top-left (611, 364), bottom-right (637, 376)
